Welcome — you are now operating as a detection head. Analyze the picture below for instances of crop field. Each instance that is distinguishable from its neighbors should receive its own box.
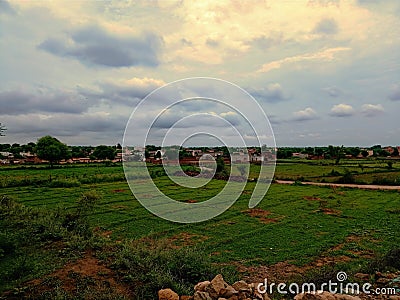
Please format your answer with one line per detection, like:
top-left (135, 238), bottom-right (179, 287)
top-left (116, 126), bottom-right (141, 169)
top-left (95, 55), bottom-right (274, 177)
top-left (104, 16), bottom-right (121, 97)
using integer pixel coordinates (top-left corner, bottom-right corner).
top-left (1, 162), bottom-right (400, 298)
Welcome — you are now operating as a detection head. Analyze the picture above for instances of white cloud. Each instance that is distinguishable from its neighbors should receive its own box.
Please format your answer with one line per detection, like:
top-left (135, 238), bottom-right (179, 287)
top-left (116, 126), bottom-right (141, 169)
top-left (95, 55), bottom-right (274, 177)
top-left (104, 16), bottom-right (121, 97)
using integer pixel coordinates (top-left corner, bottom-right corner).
top-left (292, 107), bottom-right (318, 121)
top-left (361, 104), bottom-right (384, 117)
top-left (330, 103), bottom-right (354, 117)
top-left (257, 47), bottom-right (351, 73)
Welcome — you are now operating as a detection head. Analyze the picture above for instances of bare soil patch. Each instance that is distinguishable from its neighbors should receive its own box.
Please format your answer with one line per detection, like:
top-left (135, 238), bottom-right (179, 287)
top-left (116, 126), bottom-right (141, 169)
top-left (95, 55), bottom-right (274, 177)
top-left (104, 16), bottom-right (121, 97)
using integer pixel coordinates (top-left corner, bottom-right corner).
top-left (303, 196), bottom-right (321, 201)
top-left (244, 208), bottom-right (283, 224)
top-left (111, 189), bottom-right (127, 193)
top-left (167, 232), bottom-right (209, 248)
top-left (8, 252), bottom-right (132, 299)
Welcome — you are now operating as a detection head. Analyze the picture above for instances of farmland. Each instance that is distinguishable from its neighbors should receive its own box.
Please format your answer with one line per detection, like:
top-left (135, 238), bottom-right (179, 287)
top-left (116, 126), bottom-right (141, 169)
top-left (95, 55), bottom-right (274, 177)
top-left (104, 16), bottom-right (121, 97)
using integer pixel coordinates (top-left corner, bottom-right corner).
top-left (1, 161), bottom-right (400, 298)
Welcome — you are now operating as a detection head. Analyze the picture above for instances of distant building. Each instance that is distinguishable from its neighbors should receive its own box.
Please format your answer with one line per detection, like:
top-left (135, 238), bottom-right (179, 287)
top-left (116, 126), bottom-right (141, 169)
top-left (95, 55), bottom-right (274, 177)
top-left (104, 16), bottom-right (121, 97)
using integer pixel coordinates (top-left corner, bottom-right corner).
top-left (292, 153), bottom-right (308, 159)
top-left (384, 146), bottom-right (395, 155)
top-left (231, 151), bottom-right (249, 163)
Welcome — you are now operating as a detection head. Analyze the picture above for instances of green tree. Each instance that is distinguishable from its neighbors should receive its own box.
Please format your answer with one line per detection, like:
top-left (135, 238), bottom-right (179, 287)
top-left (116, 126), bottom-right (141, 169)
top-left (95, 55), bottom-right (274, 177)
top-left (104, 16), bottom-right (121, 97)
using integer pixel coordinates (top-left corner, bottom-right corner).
top-left (347, 147), bottom-right (360, 158)
top-left (36, 136), bottom-right (68, 167)
top-left (216, 155), bottom-right (225, 173)
top-left (361, 150), bottom-right (369, 158)
top-left (71, 146), bottom-right (85, 158)
top-left (315, 147), bottom-right (324, 157)
top-left (92, 145), bottom-right (116, 160)
top-left (335, 146), bottom-right (345, 165)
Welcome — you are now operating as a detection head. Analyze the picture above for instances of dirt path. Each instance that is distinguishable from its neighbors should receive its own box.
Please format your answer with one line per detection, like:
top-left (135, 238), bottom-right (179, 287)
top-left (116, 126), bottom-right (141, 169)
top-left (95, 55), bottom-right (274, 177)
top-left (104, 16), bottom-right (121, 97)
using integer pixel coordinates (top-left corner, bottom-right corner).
top-left (275, 180), bottom-right (400, 191)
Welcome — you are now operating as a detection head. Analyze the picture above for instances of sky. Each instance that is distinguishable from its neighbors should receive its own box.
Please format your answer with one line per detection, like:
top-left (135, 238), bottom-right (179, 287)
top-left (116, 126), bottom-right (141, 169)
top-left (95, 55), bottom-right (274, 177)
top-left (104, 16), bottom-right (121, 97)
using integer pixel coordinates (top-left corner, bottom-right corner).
top-left (0, 0), bottom-right (399, 147)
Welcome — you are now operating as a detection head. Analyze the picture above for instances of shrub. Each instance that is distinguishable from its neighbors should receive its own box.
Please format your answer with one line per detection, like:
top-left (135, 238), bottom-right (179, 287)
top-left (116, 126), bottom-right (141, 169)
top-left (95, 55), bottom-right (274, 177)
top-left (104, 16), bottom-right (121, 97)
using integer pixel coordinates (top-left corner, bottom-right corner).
top-left (372, 177), bottom-right (398, 186)
top-left (336, 169), bottom-right (355, 184)
top-left (62, 191), bottom-right (101, 238)
top-left (111, 238), bottom-right (235, 299)
top-left (365, 248), bottom-right (400, 273)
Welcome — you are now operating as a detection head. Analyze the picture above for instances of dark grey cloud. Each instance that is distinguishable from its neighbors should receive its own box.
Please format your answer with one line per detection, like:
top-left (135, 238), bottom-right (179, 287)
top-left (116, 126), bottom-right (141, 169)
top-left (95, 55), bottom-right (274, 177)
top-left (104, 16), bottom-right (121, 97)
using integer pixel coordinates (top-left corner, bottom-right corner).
top-left (313, 18), bottom-right (338, 35)
top-left (82, 82), bottom-right (162, 107)
top-left (78, 77), bottom-right (169, 108)
top-left (151, 111), bottom-right (241, 130)
top-left (388, 84), bottom-right (400, 101)
top-left (38, 25), bottom-right (162, 68)
top-left (248, 83), bottom-right (288, 103)
top-left (206, 38), bottom-right (219, 48)
top-left (0, 89), bottom-right (90, 115)
top-left (248, 34), bottom-right (282, 49)
top-left (3, 112), bottom-right (126, 137)
top-left (0, 0), bottom-right (15, 15)
top-left (178, 99), bottom-right (219, 112)
top-left (180, 38), bottom-right (193, 47)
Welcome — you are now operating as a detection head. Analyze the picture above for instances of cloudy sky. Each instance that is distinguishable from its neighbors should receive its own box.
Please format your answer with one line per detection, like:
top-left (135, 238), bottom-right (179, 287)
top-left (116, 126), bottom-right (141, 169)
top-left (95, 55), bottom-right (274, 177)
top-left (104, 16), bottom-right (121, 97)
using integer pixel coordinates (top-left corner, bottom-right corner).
top-left (0, 0), bottom-right (399, 147)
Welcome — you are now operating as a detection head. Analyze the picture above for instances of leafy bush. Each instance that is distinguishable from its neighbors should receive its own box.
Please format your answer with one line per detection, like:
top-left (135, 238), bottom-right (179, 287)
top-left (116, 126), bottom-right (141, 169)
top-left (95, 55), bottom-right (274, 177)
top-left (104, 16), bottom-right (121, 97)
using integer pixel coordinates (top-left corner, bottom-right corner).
top-left (62, 191), bottom-right (101, 238)
top-left (111, 238), bottom-right (236, 299)
top-left (336, 169), bottom-right (355, 184)
top-left (0, 191), bottom-right (102, 290)
top-left (372, 177), bottom-right (399, 186)
top-left (330, 169), bottom-right (341, 176)
top-left (364, 248), bottom-right (400, 273)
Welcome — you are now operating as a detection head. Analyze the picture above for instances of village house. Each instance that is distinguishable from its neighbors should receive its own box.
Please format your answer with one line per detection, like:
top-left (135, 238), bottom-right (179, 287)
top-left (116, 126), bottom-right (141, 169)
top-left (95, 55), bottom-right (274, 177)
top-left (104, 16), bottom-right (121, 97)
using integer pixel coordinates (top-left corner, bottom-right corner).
top-left (292, 152), bottom-right (309, 159)
top-left (231, 151), bottom-right (249, 163)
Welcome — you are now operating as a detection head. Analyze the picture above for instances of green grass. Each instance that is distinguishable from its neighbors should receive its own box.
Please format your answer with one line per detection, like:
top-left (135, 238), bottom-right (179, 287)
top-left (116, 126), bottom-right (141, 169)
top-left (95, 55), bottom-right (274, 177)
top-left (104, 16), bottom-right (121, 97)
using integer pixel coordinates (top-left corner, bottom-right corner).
top-left (274, 159), bottom-right (400, 184)
top-left (1, 162), bottom-right (400, 298)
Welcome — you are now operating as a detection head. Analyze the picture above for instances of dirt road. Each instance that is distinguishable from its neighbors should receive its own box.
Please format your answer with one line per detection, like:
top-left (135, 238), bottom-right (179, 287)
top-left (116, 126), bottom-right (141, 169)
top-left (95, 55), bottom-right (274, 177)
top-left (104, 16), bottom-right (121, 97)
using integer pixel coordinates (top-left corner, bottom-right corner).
top-left (275, 180), bottom-right (400, 191)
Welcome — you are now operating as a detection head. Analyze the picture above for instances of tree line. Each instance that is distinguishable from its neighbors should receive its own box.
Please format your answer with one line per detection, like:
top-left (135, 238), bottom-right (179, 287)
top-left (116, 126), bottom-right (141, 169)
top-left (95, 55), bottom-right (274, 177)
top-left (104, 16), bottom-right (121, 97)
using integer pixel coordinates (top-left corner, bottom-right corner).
top-left (0, 136), bottom-right (122, 167)
top-left (277, 145), bottom-right (399, 160)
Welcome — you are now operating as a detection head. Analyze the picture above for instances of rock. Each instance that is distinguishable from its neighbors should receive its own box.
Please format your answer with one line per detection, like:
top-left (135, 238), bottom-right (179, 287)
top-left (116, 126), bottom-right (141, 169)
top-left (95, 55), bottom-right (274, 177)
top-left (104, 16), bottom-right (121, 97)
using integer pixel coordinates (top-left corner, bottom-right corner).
top-left (335, 295), bottom-right (361, 300)
top-left (384, 273), bottom-right (397, 280)
top-left (295, 292), bottom-right (327, 300)
top-left (262, 294), bottom-right (271, 300)
top-left (232, 281), bottom-right (249, 292)
top-left (195, 281), bottom-right (211, 292)
top-left (193, 291), bottom-right (212, 300)
top-left (220, 286), bottom-right (238, 298)
top-left (208, 274), bottom-right (230, 298)
top-left (158, 288), bottom-right (179, 300)
top-left (376, 277), bottom-right (391, 285)
top-left (252, 288), bottom-right (266, 300)
top-left (180, 296), bottom-right (193, 300)
top-left (354, 273), bottom-right (370, 281)
top-left (237, 290), bottom-right (252, 300)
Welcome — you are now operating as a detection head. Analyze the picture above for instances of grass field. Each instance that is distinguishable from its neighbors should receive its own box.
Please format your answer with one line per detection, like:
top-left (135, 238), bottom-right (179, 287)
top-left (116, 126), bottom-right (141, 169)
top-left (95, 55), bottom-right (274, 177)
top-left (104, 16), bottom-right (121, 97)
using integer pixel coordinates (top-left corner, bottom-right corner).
top-left (1, 161), bottom-right (400, 298)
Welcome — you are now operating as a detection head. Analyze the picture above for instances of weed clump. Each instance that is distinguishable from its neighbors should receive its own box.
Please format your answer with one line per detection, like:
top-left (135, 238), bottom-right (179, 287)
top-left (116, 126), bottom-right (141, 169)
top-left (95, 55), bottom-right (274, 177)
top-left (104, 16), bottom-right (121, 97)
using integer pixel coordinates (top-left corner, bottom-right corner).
top-left (111, 238), bottom-right (238, 299)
